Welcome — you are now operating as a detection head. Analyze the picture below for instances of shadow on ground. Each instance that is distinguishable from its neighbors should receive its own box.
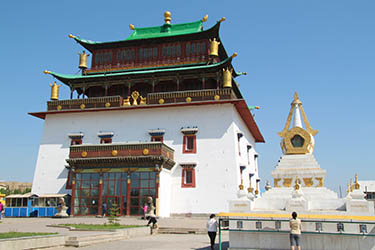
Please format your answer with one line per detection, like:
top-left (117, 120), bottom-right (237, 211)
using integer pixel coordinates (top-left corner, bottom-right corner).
top-left (194, 241), bottom-right (229, 250)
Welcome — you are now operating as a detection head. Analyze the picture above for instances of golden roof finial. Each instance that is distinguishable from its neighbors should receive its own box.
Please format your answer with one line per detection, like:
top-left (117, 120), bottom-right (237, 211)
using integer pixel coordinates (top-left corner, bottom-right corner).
top-left (350, 178), bottom-right (353, 192)
top-left (44, 70), bottom-right (51, 74)
top-left (231, 52), bottom-right (238, 58)
top-left (164, 11), bottom-right (171, 24)
top-left (292, 91), bottom-right (302, 105)
top-left (202, 14), bottom-right (208, 22)
top-left (68, 34), bottom-right (76, 39)
top-left (354, 173), bottom-right (360, 190)
top-left (129, 24), bottom-right (135, 30)
top-left (219, 17), bottom-right (226, 23)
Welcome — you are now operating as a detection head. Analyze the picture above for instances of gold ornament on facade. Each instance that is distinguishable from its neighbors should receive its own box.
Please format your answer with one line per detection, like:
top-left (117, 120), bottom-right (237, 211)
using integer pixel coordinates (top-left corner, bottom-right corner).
top-left (111, 150), bottom-right (118, 156)
top-left (186, 97), bottom-right (192, 103)
top-left (140, 96), bottom-right (146, 105)
top-left (123, 97), bottom-right (131, 106)
top-left (294, 178), bottom-right (301, 190)
top-left (209, 38), bottom-right (220, 57)
top-left (49, 82), bottom-right (61, 100)
top-left (303, 178), bottom-right (313, 187)
top-left (131, 91), bottom-right (140, 105)
top-left (164, 11), bottom-right (171, 24)
top-left (316, 177), bottom-right (324, 187)
top-left (350, 178), bottom-right (353, 192)
top-left (222, 67), bottom-right (233, 88)
top-left (105, 102), bottom-right (111, 108)
top-left (347, 184), bottom-right (350, 194)
top-left (159, 98), bottom-right (165, 104)
top-left (57, 105), bottom-right (62, 111)
top-left (143, 148), bottom-right (149, 155)
top-left (354, 174), bottom-right (360, 190)
top-left (214, 95), bottom-right (220, 100)
top-left (78, 51), bottom-right (89, 69)
top-left (274, 178), bottom-right (281, 187)
top-left (282, 127), bottom-right (311, 155)
top-left (239, 184), bottom-right (244, 190)
top-left (80, 104), bottom-right (85, 110)
top-left (283, 178), bottom-right (292, 187)
top-left (81, 151), bottom-right (88, 157)
top-left (247, 187), bottom-right (253, 193)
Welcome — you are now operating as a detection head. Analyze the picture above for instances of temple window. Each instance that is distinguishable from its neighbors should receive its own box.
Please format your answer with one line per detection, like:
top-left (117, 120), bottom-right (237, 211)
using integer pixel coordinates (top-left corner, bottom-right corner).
top-left (185, 41), bottom-right (207, 56)
top-left (237, 132), bottom-right (243, 156)
top-left (98, 131), bottom-right (114, 144)
top-left (162, 44), bottom-right (181, 58)
top-left (148, 129), bottom-right (165, 142)
top-left (181, 127), bottom-right (198, 154)
top-left (181, 163), bottom-right (196, 188)
top-left (68, 132), bottom-right (84, 146)
top-left (247, 145), bottom-right (252, 165)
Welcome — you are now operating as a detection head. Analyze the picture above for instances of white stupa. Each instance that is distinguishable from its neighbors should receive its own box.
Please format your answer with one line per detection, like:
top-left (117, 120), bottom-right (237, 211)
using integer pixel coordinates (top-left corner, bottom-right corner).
top-left (234, 92), bottom-right (374, 214)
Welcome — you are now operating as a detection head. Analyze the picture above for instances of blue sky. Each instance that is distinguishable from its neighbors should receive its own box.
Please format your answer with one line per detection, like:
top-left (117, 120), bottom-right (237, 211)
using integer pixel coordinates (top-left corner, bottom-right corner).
top-left (1, 1), bottom-right (374, 195)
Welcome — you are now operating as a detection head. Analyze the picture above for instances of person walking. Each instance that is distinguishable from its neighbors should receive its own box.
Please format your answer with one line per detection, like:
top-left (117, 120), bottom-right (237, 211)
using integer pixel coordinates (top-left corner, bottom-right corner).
top-left (289, 211), bottom-right (302, 250)
top-left (102, 202), bottom-right (107, 217)
top-left (206, 214), bottom-right (218, 250)
top-left (0, 202), bottom-right (3, 220)
top-left (145, 197), bottom-right (157, 229)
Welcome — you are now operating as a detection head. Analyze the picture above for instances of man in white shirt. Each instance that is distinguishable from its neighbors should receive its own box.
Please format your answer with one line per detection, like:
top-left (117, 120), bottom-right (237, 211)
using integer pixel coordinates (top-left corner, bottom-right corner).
top-left (206, 214), bottom-right (218, 250)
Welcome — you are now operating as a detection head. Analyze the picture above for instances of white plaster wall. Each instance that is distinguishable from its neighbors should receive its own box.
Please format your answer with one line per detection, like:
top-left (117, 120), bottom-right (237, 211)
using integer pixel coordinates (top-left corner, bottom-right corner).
top-left (31, 103), bottom-right (259, 215)
top-left (231, 109), bottom-right (259, 192)
top-left (159, 169), bottom-right (171, 217)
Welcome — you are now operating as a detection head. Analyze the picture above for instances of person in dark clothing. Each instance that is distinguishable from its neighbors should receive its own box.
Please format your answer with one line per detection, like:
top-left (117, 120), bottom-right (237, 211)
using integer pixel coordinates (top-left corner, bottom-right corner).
top-left (102, 202), bottom-right (107, 217)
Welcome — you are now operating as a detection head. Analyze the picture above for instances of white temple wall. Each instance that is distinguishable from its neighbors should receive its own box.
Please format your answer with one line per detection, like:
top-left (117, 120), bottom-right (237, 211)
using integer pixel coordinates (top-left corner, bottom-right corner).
top-left (31, 103), bottom-right (259, 215)
top-left (158, 169), bottom-right (172, 217)
top-left (231, 108), bottom-right (258, 191)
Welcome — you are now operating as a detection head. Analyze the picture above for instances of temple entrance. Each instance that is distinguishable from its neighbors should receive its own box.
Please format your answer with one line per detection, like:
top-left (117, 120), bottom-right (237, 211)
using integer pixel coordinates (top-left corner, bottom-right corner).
top-left (129, 172), bottom-right (156, 216)
top-left (104, 196), bottom-right (122, 216)
top-left (73, 171), bottom-right (156, 216)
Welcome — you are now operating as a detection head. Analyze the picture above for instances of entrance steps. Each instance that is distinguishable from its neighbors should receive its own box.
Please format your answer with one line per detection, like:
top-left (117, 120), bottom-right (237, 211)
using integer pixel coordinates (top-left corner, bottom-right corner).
top-left (158, 227), bottom-right (206, 234)
top-left (65, 226), bottom-right (150, 247)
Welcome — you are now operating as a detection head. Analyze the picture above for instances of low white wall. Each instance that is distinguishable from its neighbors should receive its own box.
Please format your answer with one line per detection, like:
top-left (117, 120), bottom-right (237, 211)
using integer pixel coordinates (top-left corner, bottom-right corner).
top-left (228, 231), bottom-right (375, 250)
top-left (0, 235), bottom-right (66, 250)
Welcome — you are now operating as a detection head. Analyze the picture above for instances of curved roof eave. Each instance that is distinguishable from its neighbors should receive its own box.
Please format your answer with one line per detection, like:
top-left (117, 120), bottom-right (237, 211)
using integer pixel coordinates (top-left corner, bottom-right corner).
top-left (71, 21), bottom-right (221, 52)
top-left (46, 55), bottom-right (235, 86)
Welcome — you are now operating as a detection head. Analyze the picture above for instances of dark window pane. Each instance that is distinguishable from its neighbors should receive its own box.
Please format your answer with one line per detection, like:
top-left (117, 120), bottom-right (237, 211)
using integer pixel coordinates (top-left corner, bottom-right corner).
top-left (186, 170), bottom-right (193, 184)
top-left (187, 137), bottom-right (194, 150)
top-left (153, 47), bottom-right (158, 57)
top-left (201, 42), bottom-right (206, 53)
top-left (186, 44), bottom-right (190, 55)
top-left (177, 44), bottom-right (181, 56)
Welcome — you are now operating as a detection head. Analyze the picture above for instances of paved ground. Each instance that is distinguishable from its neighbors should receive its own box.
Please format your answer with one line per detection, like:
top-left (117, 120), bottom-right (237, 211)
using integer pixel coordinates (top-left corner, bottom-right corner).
top-left (57, 233), bottom-right (229, 250)
top-left (0, 216), bottom-right (229, 249)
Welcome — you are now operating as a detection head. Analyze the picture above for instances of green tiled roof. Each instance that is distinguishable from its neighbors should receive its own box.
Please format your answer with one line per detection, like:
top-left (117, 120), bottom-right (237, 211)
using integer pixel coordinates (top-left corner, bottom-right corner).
top-left (126, 21), bottom-right (203, 40)
top-left (71, 20), bottom-right (204, 46)
top-left (46, 56), bottom-right (234, 83)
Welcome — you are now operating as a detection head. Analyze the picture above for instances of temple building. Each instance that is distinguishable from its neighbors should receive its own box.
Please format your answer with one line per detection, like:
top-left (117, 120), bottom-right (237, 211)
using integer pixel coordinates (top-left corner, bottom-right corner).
top-left (29, 11), bottom-right (264, 217)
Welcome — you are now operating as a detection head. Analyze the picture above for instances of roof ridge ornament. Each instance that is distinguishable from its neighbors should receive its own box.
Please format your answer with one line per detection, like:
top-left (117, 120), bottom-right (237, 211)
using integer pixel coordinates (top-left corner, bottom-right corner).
top-left (202, 14), bottom-right (208, 22)
top-left (164, 11), bottom-right (171, 24)
top-left (219, 17), bottom-right (226, 23)
top-left (129, 24), bottom-right (135, 30)
top-left (68, 34), bottom-right (76, 39)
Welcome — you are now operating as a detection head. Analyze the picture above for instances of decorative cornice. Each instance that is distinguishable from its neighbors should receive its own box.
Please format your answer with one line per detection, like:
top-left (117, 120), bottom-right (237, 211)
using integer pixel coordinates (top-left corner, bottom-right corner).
top-left (180, 127), bottom-right (198, 135)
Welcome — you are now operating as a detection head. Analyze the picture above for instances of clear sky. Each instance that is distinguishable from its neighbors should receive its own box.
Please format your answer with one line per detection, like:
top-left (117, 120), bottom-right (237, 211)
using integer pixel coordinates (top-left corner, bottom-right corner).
top-left (1, 1), bottom-right (374, 195)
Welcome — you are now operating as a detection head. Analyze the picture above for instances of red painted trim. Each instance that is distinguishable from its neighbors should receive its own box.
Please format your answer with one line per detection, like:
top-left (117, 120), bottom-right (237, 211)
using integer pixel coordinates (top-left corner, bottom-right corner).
top-left (151, 136), bottom-right (163, 142)
top-left (100, 138), bottom-right (112, 144)
top-left (71, 173), bottom-right (76, 216)
top-left (182, 135), bottom-right (196, 154)
top-left (29, 99), bottom-right (265, 142)
top-left (65, 170), bottom-right (72, 189)
top-left (181, 168), bottom-right (196, 188)
top-left (98, 175), bottom-right (103, 216)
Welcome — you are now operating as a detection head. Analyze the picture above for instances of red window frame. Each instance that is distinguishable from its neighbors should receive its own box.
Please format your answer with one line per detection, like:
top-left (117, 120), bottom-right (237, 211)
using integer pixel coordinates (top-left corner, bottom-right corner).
top-left (71, 139), bottom-right (82, 145)
top-left (183, 135), bottom-right (196, 153)
top-left (100, 138), bottom-right (112, 144)
top-left (151, 136), bottom-right (163, 142)
top-left (181, 168), bottom-right (196, 188)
